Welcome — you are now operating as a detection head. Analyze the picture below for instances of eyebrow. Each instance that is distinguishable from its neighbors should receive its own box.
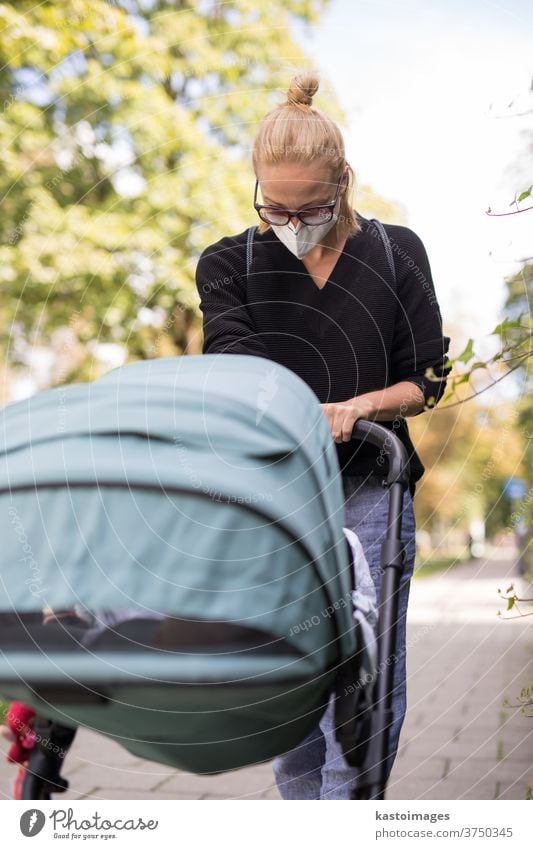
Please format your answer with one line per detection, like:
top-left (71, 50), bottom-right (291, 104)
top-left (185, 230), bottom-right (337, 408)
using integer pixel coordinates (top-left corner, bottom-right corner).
top-left (261, 193), bottom-right (331, 208)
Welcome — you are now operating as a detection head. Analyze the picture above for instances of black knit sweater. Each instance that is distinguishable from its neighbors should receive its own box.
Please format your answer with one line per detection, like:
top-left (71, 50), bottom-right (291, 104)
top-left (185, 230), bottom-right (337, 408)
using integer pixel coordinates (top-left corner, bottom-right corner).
top-left (195, 212), bottom-right (451, 496)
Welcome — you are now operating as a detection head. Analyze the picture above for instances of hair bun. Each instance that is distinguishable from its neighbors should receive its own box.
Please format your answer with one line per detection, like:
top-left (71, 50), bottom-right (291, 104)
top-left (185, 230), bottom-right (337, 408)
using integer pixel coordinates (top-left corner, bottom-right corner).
top-left (286, 71), bottom-right (319, 108)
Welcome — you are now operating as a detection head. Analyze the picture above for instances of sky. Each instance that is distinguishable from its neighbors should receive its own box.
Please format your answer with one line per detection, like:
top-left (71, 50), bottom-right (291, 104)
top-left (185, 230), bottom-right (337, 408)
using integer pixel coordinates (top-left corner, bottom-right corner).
top-left (293, 0), bottom-right (532, 365)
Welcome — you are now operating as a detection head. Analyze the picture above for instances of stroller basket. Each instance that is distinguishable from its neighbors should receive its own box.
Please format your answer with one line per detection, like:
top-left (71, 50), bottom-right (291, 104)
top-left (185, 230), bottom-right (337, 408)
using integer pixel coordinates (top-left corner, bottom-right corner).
top-left (0, 354), bottom-right (410, 798)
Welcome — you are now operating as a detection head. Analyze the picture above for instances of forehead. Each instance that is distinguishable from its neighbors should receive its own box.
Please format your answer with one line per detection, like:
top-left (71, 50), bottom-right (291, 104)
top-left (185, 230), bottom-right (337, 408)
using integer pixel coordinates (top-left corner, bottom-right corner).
top-left (257, 161), bottom-right (337, 203)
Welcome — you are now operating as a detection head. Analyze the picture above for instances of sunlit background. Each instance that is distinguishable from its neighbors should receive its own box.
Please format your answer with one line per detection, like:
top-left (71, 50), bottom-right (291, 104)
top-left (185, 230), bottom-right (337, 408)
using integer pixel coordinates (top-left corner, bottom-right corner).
top-left (300, 0), bottom-right (531, 331)
top-left (0, 0), bottom-right (531, 562)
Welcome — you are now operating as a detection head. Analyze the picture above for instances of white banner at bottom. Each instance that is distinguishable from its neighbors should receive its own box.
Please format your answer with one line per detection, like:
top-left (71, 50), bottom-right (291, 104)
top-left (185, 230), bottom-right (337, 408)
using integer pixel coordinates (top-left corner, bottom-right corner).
top-left (2, 799), bottom-right (531, 848)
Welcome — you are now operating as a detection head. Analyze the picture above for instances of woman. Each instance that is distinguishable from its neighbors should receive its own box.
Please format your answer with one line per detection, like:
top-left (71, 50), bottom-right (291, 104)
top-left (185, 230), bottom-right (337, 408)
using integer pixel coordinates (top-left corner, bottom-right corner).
top-left (195, 71), bottom-right (451, 800)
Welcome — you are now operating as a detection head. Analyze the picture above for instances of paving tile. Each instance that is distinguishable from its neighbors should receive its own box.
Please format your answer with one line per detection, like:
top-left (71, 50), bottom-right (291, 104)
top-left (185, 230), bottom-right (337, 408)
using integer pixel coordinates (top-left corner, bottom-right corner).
top-left (60, 763), bottom-right (182, 793)
top-left (81, 788), bottom-right (202, 800)
top-left (156, 765), bottom-right (276, 798)
top-left (61, 730), bottom-right (145, 771)
top-left (387, 779), bottom-right (435, 800)
top-left (200, 793), bottom-right (235, 800)
top-left (495, 781), bottom-right (533, 801)
top-left (262, 787), bottom-right (282, 799)
top-left (446, 759), bottom-right (532, 787)
top-left (393, 778), bottom-right (498, 800)
top-left (388, 756), bottom-right (448, 782)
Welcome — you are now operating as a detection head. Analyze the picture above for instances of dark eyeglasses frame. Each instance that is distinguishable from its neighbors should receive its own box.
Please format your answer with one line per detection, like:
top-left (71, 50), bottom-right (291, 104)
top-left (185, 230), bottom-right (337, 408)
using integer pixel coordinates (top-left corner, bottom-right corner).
top-left (253, 172), bottom-right (346, 226)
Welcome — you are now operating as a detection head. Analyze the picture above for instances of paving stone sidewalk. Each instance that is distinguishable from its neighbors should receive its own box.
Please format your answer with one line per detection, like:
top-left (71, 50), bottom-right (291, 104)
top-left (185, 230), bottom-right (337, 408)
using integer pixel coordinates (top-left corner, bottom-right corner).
top-left (1, 549), bottom-right (531, 800)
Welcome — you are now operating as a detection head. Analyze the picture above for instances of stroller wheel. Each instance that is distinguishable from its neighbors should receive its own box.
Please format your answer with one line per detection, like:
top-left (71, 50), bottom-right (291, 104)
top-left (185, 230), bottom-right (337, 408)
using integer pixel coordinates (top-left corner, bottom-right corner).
top-left (17, 718), bottom-right (76, 800)
top-left (19, 748), bottom-right (70, 800)
top-left (20, 772), bottom-right (54, 801)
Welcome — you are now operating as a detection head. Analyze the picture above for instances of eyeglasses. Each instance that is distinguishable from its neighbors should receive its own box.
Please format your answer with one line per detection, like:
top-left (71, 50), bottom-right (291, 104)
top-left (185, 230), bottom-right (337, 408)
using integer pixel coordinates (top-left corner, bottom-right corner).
top-left (253, 172), bottom-right (346, 226)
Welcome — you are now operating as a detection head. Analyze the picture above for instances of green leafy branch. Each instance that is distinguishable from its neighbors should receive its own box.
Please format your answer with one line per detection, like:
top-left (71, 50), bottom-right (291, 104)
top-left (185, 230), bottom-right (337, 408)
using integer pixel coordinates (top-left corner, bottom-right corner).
top-left (502, 686), bottom-right (533, 718)
top-left (497, 583), bottom-right (533, 619)
top-left (422, 313), bottom-right (532, 411)
top-left (412, 94), bottom-right (527, 419)
top-left (486, 185), bottom-right (533, 216)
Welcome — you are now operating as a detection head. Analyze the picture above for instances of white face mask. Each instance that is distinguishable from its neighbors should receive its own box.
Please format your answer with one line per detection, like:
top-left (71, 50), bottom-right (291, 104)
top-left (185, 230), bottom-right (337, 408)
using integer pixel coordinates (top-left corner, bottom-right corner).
top-left (271, 211), bottom-right (338, 259)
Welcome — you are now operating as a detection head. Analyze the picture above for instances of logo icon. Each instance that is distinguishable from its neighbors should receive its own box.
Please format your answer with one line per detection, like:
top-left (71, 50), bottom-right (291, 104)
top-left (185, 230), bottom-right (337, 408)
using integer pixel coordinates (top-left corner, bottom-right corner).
top-left (256, 367), bottom-right (279, 425)
top-left (20, 809), bottom-right (46, 837)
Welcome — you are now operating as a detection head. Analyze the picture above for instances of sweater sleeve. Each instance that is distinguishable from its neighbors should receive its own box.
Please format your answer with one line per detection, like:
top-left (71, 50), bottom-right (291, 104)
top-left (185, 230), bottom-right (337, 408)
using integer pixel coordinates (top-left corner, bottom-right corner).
top-left (389, 227), bottom-right (451, 414)
top-left (195, 238), bottom-right (271, 358)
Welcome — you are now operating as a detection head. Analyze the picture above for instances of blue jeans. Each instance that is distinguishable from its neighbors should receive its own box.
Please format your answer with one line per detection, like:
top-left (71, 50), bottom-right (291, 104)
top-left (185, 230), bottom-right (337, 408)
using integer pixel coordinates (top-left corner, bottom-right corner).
top-left (272, 473), bottom-right (417, 800)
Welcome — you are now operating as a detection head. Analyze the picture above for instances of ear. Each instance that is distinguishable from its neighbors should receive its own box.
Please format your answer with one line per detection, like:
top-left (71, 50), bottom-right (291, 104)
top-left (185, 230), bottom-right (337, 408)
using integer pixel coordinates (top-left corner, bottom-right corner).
top-left (341, 164), bottom-right (352, 191)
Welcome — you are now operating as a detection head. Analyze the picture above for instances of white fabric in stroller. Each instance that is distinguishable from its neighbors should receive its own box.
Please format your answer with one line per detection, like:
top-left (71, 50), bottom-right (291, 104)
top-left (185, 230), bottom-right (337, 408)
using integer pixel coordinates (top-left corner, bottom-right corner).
top-left (343, 527), bottom-right (378, 679)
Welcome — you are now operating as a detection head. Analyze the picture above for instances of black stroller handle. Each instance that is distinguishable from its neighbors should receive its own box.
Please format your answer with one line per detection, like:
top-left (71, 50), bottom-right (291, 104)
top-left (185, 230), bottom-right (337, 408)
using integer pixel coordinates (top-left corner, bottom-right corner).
top-left (336, 419), bottom-right (412, 801)
top-left (351, 419), bottom-right (410, 489)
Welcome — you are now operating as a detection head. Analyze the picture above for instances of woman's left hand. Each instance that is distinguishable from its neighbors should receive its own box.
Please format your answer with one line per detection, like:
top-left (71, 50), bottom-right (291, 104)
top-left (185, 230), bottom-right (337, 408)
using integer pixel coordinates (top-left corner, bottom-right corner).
top-left (320, 397), bottom-right (376, 443)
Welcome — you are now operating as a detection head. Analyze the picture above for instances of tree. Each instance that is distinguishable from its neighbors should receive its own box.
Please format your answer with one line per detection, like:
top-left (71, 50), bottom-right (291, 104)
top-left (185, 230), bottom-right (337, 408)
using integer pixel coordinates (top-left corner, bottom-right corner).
top-left (409, 395), bottom-right (524, 541)
top-left (2, 0), bottom-right (365, 384)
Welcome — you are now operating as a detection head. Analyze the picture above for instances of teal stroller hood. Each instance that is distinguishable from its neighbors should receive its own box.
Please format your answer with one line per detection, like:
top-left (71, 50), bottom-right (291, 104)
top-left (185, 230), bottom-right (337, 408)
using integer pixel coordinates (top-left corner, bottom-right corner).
top-left (0, 355), bottom-right (371, 777)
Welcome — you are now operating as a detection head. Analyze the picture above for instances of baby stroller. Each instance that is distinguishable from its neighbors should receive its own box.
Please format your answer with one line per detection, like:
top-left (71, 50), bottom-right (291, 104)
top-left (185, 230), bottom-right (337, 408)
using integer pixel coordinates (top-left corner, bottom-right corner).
top-left (0, 354), bottom-right (409, 800)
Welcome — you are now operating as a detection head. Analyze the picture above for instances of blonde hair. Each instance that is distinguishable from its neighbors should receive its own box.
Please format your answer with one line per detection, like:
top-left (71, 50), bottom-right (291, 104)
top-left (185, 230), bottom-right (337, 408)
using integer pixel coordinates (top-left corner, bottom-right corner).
top-left (252, 71), bottom-right (362, 242)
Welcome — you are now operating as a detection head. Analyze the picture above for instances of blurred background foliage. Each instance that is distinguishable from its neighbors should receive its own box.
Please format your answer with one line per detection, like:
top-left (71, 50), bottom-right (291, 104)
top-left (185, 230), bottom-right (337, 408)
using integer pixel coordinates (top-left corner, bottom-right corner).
top-left (0, 0), bottom-right (393, 382)
top-left (0, 0), bottom-right (531, 559)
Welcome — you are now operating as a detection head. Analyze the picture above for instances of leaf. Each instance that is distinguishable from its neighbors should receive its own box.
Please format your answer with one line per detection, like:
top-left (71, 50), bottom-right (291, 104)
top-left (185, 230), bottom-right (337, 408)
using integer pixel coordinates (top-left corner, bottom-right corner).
top-left (456, 338), bottom-right (474, 363)
top-left (490, 317), bottom-right (526, 335)
top-left (516, 186), bottom-right (532, 204)
top-left (507, 596), bottom-right (515, 611)
top-left (452, 373), bottom-right (471, 387)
